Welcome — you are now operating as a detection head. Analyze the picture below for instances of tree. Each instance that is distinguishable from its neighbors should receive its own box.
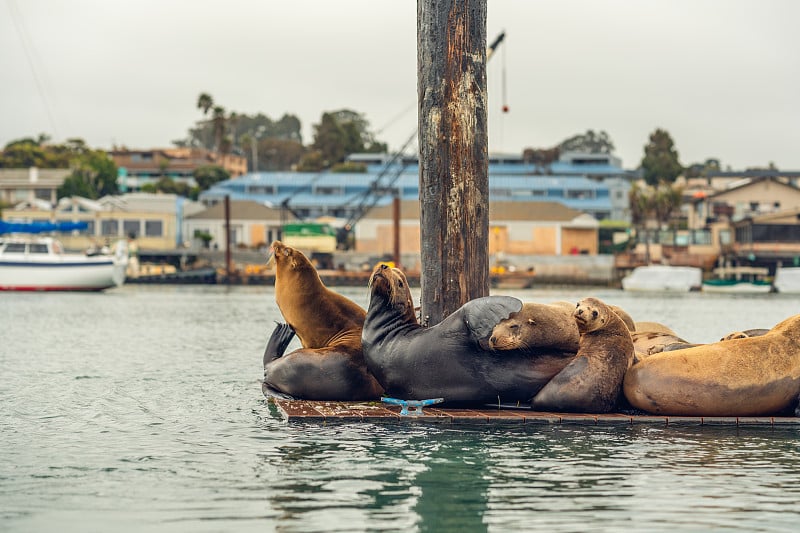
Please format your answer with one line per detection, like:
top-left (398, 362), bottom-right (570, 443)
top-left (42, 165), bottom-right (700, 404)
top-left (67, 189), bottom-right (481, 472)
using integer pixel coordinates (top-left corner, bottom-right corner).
top-left (559, 129), bottom-right (615, 154)
top-left (193, 165), bottom-right (230, 191)
top-left (641, 128), bottom-right (683, 186)
top-left (311, 109), bottom-right (387, 167)
top-left (629, 181), bottom-right (684, 263)
top-left (57, 148), bottom-right (119, 199)
top-left (197, 93), bottom-right (214, 116)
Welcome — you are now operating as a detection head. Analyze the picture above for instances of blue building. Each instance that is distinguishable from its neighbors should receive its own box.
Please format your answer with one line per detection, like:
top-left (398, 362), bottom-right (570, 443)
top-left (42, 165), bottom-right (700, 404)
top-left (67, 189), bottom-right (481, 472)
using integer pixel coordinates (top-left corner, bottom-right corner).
top-left (199, 151), bottom-right (634, 224)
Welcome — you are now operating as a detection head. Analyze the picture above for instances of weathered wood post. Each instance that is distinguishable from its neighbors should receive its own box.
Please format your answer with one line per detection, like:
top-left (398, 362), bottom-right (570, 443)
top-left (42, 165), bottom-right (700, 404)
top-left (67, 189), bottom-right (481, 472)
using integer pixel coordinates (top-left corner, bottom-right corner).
top-left (418, 0), bottom-right (489, 325)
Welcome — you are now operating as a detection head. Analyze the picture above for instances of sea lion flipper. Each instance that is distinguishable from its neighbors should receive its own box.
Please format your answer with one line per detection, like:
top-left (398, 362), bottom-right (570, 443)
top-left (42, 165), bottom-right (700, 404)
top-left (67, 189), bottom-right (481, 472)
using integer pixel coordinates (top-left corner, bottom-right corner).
top-left (263, 322), bottom-right (296, 366)
top-left (462, 296), bottom-right (523, 344)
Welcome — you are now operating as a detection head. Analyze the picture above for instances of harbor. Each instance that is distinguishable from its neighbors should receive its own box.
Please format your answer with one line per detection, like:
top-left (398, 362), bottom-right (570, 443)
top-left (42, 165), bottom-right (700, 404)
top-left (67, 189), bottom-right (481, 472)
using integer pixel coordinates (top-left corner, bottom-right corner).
top-left (3, 284), bottom-right (800, 532)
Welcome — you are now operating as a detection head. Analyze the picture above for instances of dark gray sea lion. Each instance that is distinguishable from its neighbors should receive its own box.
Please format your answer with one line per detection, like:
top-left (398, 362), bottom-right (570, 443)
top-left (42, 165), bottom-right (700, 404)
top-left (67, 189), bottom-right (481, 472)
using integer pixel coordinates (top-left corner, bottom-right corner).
top-left (624, 314), bottom-right (800, 416)
top-left (362, 264), bottom-right (574, 404)
top-left (531, 297), bottom-right (635, 413)
top-left (261, 241), bottom-right (383, 401)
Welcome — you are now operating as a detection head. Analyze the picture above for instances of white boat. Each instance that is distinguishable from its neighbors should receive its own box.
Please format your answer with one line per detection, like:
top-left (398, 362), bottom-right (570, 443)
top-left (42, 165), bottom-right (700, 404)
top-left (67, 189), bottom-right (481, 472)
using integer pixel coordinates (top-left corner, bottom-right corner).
top-left (0, 236), bottom-right (127, 292)
top-left (621, 265), bottom-right (703, 292)
top-left (772, 266), bottom-right (800, 294)
top-left (701, 266), bottom-right (772, 294)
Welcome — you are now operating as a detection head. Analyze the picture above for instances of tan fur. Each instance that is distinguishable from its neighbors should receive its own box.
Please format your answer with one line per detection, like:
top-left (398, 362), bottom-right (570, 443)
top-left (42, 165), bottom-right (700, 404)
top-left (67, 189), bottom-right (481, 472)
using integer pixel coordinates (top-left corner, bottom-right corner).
top-left (488, 301), bottom-right (579, 353)
top-left (531, 297), bottom-right (635, 413)
top-left (624, 314), bottom-right (800, 416)
top-left (271, 240), bottom-right (365, 349)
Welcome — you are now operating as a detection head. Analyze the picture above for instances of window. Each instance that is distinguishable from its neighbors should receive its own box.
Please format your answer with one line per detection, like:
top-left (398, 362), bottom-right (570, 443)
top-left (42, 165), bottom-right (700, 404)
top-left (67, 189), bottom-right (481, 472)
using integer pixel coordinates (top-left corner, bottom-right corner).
top-left (145, 220), bottom-right (163, 237)
top-left (123, 220), bottom-right (140, 237)
top-left (29, 243), bottom-right (48, 254)
top-left (35, 189), bottom-right (52, 201)
top-left (4, 243), bottom-right (26, 253)
top-left (315, 186), bottom-right (343, 195)
top-left (567, 189), bottom-right (594, 199)
top-left (101, 220), bottom-right (119, 236)
top-left (248, 185), bottom-right (275, 195)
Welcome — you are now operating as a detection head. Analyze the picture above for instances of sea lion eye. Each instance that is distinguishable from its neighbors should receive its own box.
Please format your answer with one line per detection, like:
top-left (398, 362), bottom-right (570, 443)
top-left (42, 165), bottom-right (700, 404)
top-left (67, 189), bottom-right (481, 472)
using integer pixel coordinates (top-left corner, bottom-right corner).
top-left (592, 310), bottom-right (598, 318)
top-left (381, 263), bottom-right (388, 270)
top-left (510, 324), bottom-right (519, 330)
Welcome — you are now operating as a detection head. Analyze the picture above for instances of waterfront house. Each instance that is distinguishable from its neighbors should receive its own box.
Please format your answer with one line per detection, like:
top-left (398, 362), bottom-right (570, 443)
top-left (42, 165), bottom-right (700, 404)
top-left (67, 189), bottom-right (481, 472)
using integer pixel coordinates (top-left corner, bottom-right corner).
top-left (2, 193), bottom-right (203, 251)
top-left (0, 167), bottom-right (70, 206)
top-left (184, 200), bottom-right (294, 250)
top-left (108, 147), bottom-right (247, 192)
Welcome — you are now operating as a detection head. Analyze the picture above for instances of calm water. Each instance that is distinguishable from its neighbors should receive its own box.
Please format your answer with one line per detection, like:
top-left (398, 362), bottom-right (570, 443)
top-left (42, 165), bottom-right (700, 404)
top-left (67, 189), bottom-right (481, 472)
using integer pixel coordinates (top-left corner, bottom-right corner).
top-left (1, 284), bottom-right (799, 532)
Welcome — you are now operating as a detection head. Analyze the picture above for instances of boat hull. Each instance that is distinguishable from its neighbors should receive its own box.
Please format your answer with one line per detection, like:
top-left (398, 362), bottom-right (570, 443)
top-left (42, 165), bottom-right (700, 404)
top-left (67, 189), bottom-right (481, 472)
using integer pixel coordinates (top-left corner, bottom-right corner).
top-left (701, 281), bottom-right (773, 294)
top-left (621, 265), bottom-right (703, 292)
top-left (0, 260), bottom-right (126, 291)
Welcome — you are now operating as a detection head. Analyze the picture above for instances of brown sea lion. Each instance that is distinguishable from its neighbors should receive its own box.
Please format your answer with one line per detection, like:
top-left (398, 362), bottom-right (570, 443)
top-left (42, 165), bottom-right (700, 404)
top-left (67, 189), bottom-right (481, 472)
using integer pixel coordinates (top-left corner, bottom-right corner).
top-left (720, 328), bottom-right (769, 341)
top-left (623, 314), bottom-right (800, 416)
top-left (487, 300), bottom-right (635, 355)
top-left (261, 240), bottom-right (383, 401)
top-left (531, 297), bottom-right (635, 413)
top-left (362, 265), bottom-right (574, 404)
top-left (634, 321), bottom-right (677, 335)
top-left (609, 305), bottom-right (636, 332)
top-left (631, 330), bottom-right (691, 363)
top-left (487, 301), bottom-right (580, 353)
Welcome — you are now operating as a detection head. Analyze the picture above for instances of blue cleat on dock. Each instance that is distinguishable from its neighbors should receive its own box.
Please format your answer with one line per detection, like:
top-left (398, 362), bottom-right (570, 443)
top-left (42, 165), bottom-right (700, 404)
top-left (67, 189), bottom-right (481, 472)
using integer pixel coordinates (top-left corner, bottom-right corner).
top-left (381, 397), bottom-right (444, 416)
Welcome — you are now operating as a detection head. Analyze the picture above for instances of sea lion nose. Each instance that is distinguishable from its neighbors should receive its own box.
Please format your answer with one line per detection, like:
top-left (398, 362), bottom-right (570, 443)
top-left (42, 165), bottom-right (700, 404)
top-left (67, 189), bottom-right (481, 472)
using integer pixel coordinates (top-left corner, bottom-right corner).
top-left (490, 335), bottom-right (496, 344)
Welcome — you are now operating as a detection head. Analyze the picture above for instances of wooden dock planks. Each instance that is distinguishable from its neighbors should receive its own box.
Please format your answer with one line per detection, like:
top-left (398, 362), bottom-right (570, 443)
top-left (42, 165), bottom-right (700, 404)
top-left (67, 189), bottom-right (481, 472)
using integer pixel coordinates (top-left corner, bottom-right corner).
top-left (270, 399), bottom-right (800, 427)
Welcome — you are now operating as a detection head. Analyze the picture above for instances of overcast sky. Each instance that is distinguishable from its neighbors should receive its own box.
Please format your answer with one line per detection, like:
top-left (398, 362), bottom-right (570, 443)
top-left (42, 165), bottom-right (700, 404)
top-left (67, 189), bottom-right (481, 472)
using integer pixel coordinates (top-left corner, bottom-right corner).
top-left (2, 0), bottom-right (798, 170)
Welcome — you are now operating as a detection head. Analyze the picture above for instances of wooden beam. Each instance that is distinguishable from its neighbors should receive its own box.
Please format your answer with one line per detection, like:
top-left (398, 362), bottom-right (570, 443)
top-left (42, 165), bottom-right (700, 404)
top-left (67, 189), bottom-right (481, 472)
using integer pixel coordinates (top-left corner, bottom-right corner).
top-left (418, 0), bottom-right (490, 325)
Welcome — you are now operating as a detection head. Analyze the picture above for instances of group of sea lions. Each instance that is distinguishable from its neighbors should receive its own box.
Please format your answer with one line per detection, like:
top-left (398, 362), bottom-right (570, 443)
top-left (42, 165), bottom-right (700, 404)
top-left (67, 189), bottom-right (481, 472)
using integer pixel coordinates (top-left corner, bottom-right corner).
top-left (262, 241), bottom-right (800, 417)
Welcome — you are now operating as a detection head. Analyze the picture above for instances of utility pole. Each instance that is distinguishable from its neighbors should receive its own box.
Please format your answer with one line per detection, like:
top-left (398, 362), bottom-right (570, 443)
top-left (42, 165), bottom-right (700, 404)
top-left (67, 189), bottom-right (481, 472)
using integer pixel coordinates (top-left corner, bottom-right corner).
top-left (418, 0), bottom-right (490, 325)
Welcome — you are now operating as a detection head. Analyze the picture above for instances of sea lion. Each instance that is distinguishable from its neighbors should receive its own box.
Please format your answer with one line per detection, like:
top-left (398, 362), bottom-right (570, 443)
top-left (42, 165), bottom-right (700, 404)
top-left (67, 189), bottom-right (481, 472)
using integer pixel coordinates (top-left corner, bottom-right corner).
top-left (261, 241), bottom-right (383, 401)
top-left (487, 301), bottom-right (635, 354)
top-left (362, 264), bottom-right (574, 404)
top-left (631, 330), bottom-right (691, 363)
top-left (531, 297), bottom-right (635, 413)
top-left (609, 305), bottom-right (636, 332)
top-left (634, 321), bottom-right (677, 335)
top-left (623, 314), bottom-right (800, 416)
top-left (720, 328), bottom-right (769, 341)
top-left (487, 301), bottom-right (581, 353)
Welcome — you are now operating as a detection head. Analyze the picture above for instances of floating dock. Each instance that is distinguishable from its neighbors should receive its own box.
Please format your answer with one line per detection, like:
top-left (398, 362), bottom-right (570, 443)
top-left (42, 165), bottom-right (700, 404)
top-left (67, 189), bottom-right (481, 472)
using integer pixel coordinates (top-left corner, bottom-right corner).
top-left (271, 399), bottom-right (800, 427)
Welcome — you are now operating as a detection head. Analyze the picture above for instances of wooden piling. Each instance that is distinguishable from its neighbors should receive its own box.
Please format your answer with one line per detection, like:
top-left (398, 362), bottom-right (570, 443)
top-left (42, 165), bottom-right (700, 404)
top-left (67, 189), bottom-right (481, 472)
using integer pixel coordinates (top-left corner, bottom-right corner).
top-left (418, 0), bottom-right (490, 325)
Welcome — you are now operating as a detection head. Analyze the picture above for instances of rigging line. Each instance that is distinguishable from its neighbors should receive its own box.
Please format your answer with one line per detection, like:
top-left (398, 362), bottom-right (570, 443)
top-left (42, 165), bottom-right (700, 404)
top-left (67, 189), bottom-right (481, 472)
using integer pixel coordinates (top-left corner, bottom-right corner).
top-left (374, 101), bottom-right (417, 136)
top-left (7, 0), bottom-right (59, 138)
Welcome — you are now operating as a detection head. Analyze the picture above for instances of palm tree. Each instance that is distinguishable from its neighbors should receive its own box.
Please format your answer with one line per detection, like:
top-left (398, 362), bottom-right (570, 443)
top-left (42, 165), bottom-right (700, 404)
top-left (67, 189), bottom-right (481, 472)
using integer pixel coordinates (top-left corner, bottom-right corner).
top-left (197, 93), bottom-right (214, 116)
top-left (211, 106), bottom-right (226, 154)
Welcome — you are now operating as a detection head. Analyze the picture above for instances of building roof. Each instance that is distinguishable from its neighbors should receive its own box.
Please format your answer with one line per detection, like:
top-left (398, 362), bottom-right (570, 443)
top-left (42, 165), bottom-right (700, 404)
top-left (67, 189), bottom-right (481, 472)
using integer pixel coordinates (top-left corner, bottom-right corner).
top-left (692, 176), bottom-right (800, 204)
top-left (186, 200), bottom-right (292, 221)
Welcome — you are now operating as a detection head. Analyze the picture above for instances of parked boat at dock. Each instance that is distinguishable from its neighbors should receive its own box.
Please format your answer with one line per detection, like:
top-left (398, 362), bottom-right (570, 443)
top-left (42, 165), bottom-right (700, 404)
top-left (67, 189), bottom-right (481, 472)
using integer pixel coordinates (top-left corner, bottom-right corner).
top-left (0, 235), bottom-right (127, 291)
top-left (620, 265), bottom-right (703, 292)
top-left (701, 266), bottom-right (772, 294)
top-left (771, 266), bottom-right (800, 294)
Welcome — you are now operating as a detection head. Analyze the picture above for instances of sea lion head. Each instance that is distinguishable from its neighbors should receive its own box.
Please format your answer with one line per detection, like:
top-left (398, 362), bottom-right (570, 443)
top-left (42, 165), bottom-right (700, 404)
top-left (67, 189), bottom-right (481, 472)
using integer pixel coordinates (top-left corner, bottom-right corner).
top-left (573, 297), bottom-right (608, 334)
top-left (488, 314), bottom-right (533, 350)
top-left (267, 240), bottom-right (315, 276)
top-left (368, 263), bottom-right (416, 322)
